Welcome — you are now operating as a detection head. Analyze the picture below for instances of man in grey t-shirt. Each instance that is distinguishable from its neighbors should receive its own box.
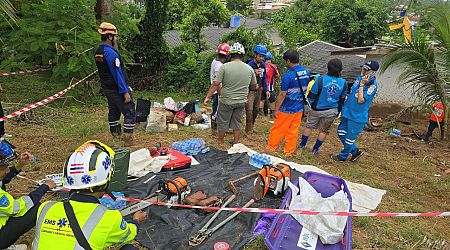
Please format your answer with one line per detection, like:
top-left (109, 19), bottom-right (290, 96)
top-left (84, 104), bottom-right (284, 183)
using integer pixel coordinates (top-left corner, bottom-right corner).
top-left (204, 42), bottom-right (257, 145)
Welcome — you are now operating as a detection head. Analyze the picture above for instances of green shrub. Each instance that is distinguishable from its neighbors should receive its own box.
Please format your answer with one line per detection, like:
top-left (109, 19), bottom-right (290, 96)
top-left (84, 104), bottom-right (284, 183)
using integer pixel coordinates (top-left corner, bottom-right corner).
top-left (0, 0), bottom-right (98, 79)
top-left (221, 26), bottom-right (272, 62)
top-left (158, 42), bottom-right (214, 95)
top-left (0, 0), bottom-right (140, 80)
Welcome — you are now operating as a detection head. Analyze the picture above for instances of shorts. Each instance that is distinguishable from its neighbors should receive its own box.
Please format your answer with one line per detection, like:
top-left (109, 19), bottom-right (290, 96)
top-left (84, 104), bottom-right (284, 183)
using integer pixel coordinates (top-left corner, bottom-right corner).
top-left (216, 101), bottom-right (246, 132)
top-left (260, 91), bottom-right (276, 103)
top-left (305, 108), bottom-right (338, 133)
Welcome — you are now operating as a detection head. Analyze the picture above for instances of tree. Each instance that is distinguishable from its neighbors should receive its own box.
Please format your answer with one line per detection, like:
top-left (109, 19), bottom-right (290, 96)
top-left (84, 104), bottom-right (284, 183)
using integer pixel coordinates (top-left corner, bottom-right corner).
top-left (133, 0), bottom-right (170, 76)
top-left (95, 0), bottom-right (114, 21)
top-left (221, 26), bottom-right (271, 61)
top-left (380, 2), bottom-right (450, 139)
top-left (226, 0), bottom-right (252, 16)
top-left (0, 0), bottom-right (17, 27)
top-left (179, 0), bottom-right (229, 52)
top-left (320, 0), bottom-right (388, 47)
top-left (270, 0), bottom-right (389, 47)
top-left (165, 0), bottom-right (188, 30)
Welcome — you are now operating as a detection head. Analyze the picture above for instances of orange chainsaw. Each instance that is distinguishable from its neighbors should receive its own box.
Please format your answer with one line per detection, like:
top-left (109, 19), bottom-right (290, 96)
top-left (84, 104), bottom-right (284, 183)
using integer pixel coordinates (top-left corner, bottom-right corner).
top-left (120, 177), bottom-right (190, 216)
top-left (254, 163), bottom-right (291, 200)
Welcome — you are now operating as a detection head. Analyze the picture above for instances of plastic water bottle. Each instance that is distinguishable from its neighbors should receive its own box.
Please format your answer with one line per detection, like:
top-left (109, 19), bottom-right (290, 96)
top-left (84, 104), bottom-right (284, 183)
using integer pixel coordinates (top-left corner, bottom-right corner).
top-left (30, 156), bottom-right (40, 163)
top-left (256, 154), bottom-right (262, 169)
top-left (390, 128), bottom-right (401, 136)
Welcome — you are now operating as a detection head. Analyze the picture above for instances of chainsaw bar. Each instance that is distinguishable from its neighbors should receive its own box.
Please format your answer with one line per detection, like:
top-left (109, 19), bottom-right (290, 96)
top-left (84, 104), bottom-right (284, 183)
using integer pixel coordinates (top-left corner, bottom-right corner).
top-left (254, 174), bottom-right (265, 201)
top-left (120, 193), bottom-right (160, 216)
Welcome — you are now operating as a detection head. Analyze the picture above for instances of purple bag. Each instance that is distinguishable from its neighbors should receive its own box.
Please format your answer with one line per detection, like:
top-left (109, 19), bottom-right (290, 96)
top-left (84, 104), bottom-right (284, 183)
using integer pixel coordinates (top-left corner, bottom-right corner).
top-left (264, 171), bottom-right (353, 250)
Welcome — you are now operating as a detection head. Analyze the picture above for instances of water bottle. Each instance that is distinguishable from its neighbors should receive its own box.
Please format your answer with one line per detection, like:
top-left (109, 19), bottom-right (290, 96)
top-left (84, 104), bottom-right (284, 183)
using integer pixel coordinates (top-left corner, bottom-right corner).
top-left (256, 154), bottom-right (262, 169)
top-left (30, 156), bottom-right (40, 163)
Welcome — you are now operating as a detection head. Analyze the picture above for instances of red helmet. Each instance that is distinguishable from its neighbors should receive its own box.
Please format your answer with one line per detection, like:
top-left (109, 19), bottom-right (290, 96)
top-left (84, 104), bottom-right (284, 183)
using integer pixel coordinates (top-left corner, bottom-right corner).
top-left (216, 43), bottom-right (230, 56)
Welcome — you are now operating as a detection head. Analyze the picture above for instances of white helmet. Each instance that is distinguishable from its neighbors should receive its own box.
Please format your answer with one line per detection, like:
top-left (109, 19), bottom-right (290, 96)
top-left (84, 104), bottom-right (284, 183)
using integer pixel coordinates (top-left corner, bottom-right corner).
top-left (230, 42), bottom-right (245, 55)
top-left (63, 140), bottom-right (115, 190)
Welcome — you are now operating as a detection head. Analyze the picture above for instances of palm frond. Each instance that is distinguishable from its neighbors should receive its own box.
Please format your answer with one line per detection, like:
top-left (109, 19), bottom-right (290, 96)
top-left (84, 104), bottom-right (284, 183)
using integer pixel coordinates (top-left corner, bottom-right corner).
top-left (429, 2), bottom-right (450, 53)
top-left (0, 0), bottom-right (18, 26)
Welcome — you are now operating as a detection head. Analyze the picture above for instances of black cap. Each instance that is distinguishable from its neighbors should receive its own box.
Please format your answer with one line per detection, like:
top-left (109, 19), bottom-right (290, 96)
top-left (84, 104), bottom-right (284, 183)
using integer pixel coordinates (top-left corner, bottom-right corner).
top-left (361, 60), bottom-right (380, 71)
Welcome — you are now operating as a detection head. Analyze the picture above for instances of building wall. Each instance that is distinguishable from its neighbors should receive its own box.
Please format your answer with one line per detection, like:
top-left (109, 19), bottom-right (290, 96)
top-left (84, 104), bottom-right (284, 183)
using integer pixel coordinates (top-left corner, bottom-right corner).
top-left (370, 55), bottom-right (421, 106)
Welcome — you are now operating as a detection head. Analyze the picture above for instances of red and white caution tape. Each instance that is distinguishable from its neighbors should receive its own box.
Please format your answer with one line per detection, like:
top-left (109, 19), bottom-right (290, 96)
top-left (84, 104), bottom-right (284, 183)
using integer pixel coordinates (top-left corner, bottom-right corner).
top-left (0, 71), bottom-right (97, 122)
top-left (118, 196), bottom-right (450, 217)
top-left (17, 176), bottom-right (450, 217)
top-left (0, 68), bottom-right (50, 77)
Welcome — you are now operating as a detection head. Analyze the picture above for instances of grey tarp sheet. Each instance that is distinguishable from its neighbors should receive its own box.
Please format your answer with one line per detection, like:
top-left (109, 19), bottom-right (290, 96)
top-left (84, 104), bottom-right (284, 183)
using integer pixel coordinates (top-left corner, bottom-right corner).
top-left (122, 148), bottom-right (300, 250)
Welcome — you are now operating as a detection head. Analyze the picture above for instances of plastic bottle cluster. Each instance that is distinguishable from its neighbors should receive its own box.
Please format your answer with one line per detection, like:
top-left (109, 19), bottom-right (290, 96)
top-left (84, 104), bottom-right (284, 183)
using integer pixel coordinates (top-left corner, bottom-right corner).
top-left (99, 192), bottom-right (126, 210)
top-left (171, 138), bottom-right (206, 156)
top-left (249, 153), bottom-right (271, 169)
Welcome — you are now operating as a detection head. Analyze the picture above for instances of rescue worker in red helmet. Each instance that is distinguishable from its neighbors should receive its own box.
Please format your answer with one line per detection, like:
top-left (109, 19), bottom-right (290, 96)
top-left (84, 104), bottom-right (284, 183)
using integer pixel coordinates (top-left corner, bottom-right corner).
top-left (0, 139), bottom-right (56, 249)
top-left (95, 22), bottom-right (136, 147)
top-left (209, 43), bottom-right (230, 134)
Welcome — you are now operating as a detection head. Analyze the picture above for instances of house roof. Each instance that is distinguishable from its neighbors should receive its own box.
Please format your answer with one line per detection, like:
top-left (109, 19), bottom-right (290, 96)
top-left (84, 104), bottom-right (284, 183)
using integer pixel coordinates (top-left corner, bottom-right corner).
top-left (163, 18), bottom-right (270, 54)
top-left (298, 40), bottom-right (365, 82)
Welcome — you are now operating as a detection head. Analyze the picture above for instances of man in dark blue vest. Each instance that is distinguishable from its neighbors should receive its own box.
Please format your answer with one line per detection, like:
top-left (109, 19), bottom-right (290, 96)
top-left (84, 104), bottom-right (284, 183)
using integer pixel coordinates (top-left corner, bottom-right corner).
top-left (95, 22), bottom-right (135, 146)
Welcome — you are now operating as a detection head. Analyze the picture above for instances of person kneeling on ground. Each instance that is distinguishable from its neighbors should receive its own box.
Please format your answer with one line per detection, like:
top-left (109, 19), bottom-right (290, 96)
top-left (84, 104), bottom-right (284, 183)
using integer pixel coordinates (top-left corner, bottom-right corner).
top-left (300, 59), bottom-right (347, 154)
top-left (266, 49), bottom-right (310, 156)
top-left (204, 43), bottom-right (257, 145)
top-left (332, 61), bottom-right (379, 162)
top-left (421, 101), bottom-right (445, 143)
top-left (0, 139), bottom-right (56, 249)
top-left (32, 140), bottom-right (147, 250)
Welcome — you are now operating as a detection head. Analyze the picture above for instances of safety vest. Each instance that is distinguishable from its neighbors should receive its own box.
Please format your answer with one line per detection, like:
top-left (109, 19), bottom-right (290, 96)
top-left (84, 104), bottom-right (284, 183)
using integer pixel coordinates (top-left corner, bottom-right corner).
top-left (32, 200), bottom-right (137, 250)
top-left (0, 187), bottom-right (34, 229)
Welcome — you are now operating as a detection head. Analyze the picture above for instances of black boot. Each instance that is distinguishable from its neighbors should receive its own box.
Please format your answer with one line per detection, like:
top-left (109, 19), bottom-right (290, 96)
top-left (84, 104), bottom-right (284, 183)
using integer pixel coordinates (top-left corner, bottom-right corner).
top-left (110, 124), bottom-right (122, 139)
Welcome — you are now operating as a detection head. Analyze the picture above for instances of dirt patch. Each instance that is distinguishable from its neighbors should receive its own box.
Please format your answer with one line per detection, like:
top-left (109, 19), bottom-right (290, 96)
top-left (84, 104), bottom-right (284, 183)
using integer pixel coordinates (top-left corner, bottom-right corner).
top-left (4, 107), bottom-right (450, 249)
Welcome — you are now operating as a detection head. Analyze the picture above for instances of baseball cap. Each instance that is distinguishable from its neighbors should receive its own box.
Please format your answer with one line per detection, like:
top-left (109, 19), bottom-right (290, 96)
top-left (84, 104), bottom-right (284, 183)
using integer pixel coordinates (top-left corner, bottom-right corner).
top-left (361, 60), bottom-right (380, 71)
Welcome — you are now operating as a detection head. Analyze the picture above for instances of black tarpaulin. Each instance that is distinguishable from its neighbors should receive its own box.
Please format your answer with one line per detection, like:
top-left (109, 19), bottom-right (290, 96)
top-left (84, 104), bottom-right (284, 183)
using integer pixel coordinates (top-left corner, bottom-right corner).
top-left (122, 148), bottom-right (300, 250)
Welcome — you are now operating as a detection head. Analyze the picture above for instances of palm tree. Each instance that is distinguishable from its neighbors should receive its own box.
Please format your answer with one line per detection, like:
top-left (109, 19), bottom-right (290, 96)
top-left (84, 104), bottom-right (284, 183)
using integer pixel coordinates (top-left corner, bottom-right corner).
top-left (0, 0), bottom-right (18, 26)
top-left (380, 2), bottom-right (450, 139)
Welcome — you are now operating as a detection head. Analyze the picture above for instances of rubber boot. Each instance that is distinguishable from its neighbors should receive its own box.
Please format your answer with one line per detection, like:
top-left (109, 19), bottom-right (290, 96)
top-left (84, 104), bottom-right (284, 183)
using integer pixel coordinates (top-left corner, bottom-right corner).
top-left (110, 124), bottom-right (122, 140)
top-left (123, 133), bottom-right (134, 147)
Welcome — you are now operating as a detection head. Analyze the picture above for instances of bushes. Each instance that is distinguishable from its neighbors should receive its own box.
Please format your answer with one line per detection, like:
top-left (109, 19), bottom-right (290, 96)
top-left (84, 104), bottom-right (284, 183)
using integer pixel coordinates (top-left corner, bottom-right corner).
top-left (0, 0), bottom-right (98, 79)
top-left (158, 43), bottom-right (214, 95)
top-left (0, 0), bottom-right (140, 80)
top-left (221, 26), bottom-right (272, 62)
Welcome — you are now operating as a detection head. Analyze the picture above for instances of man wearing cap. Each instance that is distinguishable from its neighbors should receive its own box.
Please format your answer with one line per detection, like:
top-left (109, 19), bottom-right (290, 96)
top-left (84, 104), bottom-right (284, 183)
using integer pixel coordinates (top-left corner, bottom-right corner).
top-left (246, 44), bottom-right (269, 134)
top-left (0, 139), bottom-right (55, 249)
top-left (95, 22), bottom-right (136, 146)
top-left (332, 60), bottom-right (380, 162)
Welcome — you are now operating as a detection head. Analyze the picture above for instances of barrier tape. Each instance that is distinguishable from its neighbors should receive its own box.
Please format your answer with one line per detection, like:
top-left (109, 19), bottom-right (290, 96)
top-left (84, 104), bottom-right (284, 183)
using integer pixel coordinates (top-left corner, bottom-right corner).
top-left (0, 68), bottom-right (50, 77)
top-left (115, 196), bottom-right (450, 217)
top-left (0, 71), bottom-right (97, 122)
top-left (17, 174), bottom-right (450, 217)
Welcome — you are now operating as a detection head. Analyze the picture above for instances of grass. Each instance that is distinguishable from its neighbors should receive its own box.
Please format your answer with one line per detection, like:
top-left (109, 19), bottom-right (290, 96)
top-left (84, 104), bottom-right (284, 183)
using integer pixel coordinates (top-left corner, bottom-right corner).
top-left (1, 72), bottom-right (449, 249)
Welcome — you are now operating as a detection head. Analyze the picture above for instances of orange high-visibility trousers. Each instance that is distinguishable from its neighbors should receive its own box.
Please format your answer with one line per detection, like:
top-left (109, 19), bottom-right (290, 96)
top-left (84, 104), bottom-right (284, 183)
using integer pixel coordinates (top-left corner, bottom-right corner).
top-left (267, 111), bottom-right (303, 155)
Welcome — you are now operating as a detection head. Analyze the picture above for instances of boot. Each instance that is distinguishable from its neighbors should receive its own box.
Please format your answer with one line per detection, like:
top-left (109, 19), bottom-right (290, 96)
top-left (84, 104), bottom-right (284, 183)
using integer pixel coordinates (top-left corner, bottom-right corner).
top-left (123, 133), bottom-right (134, 147)
top-left (110, 124), bottom-right (122, 139)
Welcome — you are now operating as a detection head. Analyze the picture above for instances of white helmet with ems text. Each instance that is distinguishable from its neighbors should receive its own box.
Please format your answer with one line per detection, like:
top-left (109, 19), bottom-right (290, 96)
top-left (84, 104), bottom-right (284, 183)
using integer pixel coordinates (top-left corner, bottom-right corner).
top-left (63, 140), bottom-right (115, 190)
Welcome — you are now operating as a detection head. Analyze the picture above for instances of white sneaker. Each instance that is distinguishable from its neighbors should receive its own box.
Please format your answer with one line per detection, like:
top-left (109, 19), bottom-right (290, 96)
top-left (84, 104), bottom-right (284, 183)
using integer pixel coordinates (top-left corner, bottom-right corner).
top-left (1, 134), bottom-right (12, 138)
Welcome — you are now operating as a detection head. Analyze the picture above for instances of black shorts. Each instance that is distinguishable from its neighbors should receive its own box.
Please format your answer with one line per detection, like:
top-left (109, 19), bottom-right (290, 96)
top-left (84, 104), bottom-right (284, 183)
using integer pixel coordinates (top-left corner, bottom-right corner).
top-left (261, 91), bottom-right (276, 103)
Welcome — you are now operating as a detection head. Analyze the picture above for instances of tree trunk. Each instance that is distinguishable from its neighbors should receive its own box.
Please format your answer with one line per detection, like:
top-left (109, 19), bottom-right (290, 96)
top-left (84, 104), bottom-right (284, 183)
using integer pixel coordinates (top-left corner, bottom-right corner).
top-left (95, 0), bottom-right (114, 21)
